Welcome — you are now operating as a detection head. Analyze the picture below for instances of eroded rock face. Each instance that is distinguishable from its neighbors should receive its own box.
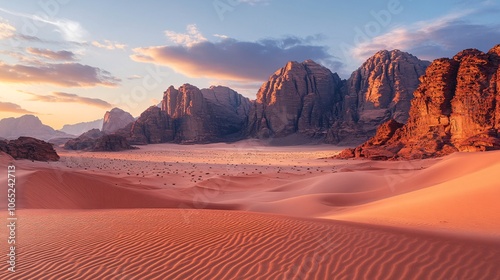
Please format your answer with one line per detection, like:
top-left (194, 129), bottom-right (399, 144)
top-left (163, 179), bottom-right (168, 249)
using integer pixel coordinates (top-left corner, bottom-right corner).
top-left (117, 106), bottom-right (174, 145)
top-left (335, 50), bottom-right (430, 143)
top-left (102, 108), bottom-right (135, 134)
top-left (162, 84), bottom-right (251, 143)
top-left (246, 60), bottom-right (344, 139)
top-left (64, 129), bottom-right (105, 150)
top-left (337, 45), bottom-right (500, 160)
top-left (0, 137), bottom-right (59, 161)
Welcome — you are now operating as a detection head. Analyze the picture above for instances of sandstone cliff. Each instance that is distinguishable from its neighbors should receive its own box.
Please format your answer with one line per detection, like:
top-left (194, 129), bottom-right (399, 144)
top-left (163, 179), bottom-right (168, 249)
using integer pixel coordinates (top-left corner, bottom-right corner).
top-left (338, 45), bottom-right (500, 159)
top-left (331, 50), bottom-right (429, 143)
top-left (246, 60), bottom-right (344, 139)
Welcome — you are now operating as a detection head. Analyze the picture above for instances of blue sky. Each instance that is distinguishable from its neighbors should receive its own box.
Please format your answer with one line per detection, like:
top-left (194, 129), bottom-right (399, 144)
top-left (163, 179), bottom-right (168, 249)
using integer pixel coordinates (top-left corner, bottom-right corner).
top-left (0, 0), bottom-right (499, 128)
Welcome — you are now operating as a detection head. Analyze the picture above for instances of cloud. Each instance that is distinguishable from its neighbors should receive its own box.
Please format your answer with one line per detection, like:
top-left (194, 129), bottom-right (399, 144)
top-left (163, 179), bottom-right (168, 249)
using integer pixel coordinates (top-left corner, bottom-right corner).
top-left (164, 24), bottom-right (207, 47)
top-left (351, 11), bottom-right (500, 61)
top-left (0, 20), bottom-right (15, 39)
top-left (0, 101), bottom-right (35, 114)
top-left (132, 33), bottom-right (338, 82)
top-left (238, 0), bottom-right (271, 5)
top-left (127, 75), bottom-right (143, 80)
top-left (22, 91), bottom-right (113, 109)
top-left (0, 61), bottom-right (120, 87)
top-left (92, 40), bottom-right (127, 50)
top-left (0, 7), bottom-right (87, 42)
top-left (26, 47), bottom-right (76, 61)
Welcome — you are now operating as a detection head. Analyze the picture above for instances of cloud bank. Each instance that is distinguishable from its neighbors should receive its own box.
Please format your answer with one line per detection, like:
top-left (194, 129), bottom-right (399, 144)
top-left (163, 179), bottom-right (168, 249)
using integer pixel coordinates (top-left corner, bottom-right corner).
top-left (24, 91), bottom-right (113, 109)
top-left (26, 47), bottom-right (76, 61)
top-left (0, 61), bottom-right (120, 87)
top-left (132, 25), bottom-right (338, 82)
top-left (352, 11), bottom-right (500, 61)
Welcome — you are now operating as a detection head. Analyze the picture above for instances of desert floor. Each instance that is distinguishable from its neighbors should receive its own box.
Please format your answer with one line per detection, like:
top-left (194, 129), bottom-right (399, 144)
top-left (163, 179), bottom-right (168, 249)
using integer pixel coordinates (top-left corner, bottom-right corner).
top-left (1, 141), bottom-right (499, 279)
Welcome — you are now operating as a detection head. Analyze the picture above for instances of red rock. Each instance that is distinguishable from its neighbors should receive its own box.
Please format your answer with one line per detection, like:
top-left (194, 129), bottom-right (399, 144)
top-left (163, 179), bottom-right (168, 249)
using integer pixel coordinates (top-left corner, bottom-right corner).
top-left (0, 137), bottom-right (59, 161)
top-left (339, 44), bottom-right (500, 160)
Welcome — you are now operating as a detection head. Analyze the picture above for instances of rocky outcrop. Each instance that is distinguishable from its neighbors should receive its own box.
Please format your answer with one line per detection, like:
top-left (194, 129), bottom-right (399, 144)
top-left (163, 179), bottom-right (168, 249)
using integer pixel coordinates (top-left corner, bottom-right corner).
top-left (102, 108), bottom-right (135, 134)
top-left (118, 106), bottom-right (175, 145)
top-left (201, 86), bottom-right (251, 137)
top-left (64, 128), bottom-right (135, 151)
top-left (337, 45), bottom-right (500, 160)
top-left (246, 60), bottom-right (344, 139)
top-left (0, 137), bottom-right (59, 161)
top-left (0, 115), bottom-right (72, 140)
top-left (161, 84), bottom-right (250, 143)
top-left (92, 135), bottom-right (135, 151)
top-left (64, 129), bottom-right (105, 150)
top-left (332, 50), bottom-right (430, 143)
top-left (246, 54), bottom-right (428, 144)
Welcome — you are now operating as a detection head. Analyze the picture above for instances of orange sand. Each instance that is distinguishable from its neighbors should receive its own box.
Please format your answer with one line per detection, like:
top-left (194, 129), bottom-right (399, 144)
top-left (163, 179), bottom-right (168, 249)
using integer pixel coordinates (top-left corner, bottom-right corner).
top-left (0, 142), bottom-right (499, 279)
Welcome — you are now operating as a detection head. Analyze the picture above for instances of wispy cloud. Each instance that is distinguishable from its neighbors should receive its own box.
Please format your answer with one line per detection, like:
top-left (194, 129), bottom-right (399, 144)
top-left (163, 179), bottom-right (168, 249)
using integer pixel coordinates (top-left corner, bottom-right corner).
top-left (26, 47), bottom-right (76, 61)
top-left (22, 91), bottom-right (113, 109)
top-left (0, 61), bottom-right (121, 87)
top-left (132, 26), bottom-right (338, 82)
top-left (127, 75), bottom-right (143, 80)
top-left (351, 9), bottom-right (500, 61)
top-left (92, 40), bottom-right (127, 50)
top-left (0, 101), bottom-right (35, 114)
top-left (0, 19), bottom-right (15, 39)
top-left (0, 7), bottom-right (87, 42)
top-left (164, 24), bottom-right (207, 47)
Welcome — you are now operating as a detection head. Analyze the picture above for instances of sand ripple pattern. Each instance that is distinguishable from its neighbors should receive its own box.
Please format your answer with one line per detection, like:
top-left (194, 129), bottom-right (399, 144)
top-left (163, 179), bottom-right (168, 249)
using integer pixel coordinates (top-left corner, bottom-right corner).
top-left (1, 209), bottom-right (499, 280)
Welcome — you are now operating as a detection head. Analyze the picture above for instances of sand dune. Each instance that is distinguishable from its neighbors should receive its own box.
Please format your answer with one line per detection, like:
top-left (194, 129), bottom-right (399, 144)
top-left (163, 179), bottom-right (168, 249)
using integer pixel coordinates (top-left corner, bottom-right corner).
top-left (0, 209), bottom-right (499, 280)
top-left (1, 144), bottom-right (500, 278)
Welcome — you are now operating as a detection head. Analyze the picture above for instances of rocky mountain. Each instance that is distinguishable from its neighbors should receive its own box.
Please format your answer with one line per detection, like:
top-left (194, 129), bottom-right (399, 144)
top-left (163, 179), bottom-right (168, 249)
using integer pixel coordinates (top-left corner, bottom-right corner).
top-left (119, 106), bottom-right (175, 145)
top-left (337, 50), bottom-right (430, 142)
top-left (102, 108), bottom-right (135, 134)
top-left (246, 60), bottom-right (344, 139)
top-left (119, 85), bottom-right (250, 144)
top-left (0, 137), bottom-right (59, 161)
top-left (338, 45), bottom-right (500, 160)
top-left (245, 54), bottom-right (429, 144)
top-left (64, 129), bottom-right (105, 150)
top-left (60, 119), bottom-right (103, 136)
top-left (0, 115), bottom-right (72, 141)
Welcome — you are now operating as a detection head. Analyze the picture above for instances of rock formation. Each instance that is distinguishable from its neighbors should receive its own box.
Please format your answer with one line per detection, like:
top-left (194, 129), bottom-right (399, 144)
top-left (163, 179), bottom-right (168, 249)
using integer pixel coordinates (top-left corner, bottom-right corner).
top-left (337, 45), bottom-right (500, 160)
top-left (0, 137), bottom-right (60, 161)
top-left (163, 84), bottom-right (251, 142)
top-left (64, 129), bottom-right (134, 151)
top-left (201, 86), bottom-right (251, 138)
top-left (64, 129), bottom-right (105, 150)
top-left (118, 106), bottom-right (175, 145)
top-left (246, 54), bottom-right (429, 144)
top-left (120, 85), bottom-right (250, 144)
top-left (102, 108), bottom-right (135, 134)
top-left (92, 135), bottom-right (135, 151)
top-left (337, 50), bottom-right (430, 143)
top-left (246, 60), bottom-right (344, 139)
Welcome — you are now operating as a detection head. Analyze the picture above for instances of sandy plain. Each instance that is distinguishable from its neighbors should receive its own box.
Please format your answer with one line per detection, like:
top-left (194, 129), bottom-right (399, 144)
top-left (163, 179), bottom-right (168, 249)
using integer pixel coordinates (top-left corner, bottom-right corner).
top-left (1, 141), bottom-right (499, 279)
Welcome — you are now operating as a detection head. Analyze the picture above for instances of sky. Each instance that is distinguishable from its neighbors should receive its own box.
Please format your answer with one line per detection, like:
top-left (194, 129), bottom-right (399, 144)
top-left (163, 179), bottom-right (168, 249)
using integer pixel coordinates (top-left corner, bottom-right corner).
top-left (0, 0), bottom-right (499, 129)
